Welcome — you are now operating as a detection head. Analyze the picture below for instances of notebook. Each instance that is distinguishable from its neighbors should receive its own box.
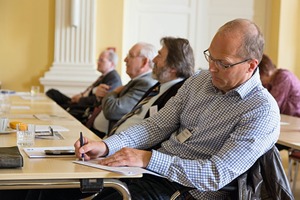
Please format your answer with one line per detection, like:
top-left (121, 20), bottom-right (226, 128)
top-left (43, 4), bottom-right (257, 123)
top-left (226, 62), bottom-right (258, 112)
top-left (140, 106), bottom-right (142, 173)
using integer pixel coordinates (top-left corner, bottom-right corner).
top-left (0, 146), bottom-right (23, 168)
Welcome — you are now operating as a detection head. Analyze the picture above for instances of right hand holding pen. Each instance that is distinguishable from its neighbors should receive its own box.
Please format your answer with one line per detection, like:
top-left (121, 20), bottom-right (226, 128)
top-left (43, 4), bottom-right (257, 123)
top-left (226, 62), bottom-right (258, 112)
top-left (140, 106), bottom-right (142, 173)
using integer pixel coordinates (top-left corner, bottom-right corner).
top-left (74, 138), bottom-right (108, 161)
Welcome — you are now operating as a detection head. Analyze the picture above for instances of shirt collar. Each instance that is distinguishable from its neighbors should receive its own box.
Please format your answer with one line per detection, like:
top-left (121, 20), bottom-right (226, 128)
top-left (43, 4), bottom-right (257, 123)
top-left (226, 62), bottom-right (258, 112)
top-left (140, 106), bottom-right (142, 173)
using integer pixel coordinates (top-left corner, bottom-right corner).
top-left (132, 71), bottom-right (152, 81)
top-left (232, 68), bottom-right (261, 99)
top-left (160, 78), bottom-right (184, 92)
top-left (102, 68), bottom-right (115, 76)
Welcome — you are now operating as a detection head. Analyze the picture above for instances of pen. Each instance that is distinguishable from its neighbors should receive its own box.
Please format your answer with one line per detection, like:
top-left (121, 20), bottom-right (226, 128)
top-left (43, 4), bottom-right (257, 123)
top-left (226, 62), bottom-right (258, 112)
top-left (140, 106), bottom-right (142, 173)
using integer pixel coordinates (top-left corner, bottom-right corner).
top-left (80, 132), bottom-right (85, 162)
top-left (49, 126), bottom-right (54, 136)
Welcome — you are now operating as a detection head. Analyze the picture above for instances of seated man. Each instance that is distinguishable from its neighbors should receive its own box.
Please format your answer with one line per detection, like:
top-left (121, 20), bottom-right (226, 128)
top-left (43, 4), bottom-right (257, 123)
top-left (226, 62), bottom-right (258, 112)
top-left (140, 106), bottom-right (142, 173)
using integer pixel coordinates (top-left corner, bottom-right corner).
top-left (108, 36), bottom-right (195, 137)
top-left (91, 42), bottom-right (158, 138)
top-left (72, 19), bottom-right (280, 199)
top-left (46, 50), bottom-right (122, 122)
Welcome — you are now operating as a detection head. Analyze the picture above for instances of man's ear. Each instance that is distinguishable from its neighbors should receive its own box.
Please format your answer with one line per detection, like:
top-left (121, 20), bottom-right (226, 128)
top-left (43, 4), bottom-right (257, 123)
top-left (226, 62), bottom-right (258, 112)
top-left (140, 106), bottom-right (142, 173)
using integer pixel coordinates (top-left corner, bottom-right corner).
top-left (141, 57), bottom-right (150, 68)
top-left (248, 59), bottom-right (259, 73)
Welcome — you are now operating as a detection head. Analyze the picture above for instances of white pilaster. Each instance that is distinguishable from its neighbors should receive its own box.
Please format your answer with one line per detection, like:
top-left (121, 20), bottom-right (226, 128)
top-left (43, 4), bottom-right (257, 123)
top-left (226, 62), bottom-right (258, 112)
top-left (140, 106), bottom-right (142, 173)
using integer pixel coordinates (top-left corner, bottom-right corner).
top-left (40, 0), bottom-right (99, 97)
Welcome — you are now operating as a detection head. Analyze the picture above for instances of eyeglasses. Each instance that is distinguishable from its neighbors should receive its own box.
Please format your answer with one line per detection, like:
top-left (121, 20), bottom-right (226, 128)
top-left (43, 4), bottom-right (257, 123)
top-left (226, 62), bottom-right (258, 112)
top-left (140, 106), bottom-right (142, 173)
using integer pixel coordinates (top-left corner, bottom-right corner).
top-left (97, 58), bottom-right (111, 63)
top-left (126, 53), bottom-right (144, 59)
top-left (203, 49), bottom-right (251, 69)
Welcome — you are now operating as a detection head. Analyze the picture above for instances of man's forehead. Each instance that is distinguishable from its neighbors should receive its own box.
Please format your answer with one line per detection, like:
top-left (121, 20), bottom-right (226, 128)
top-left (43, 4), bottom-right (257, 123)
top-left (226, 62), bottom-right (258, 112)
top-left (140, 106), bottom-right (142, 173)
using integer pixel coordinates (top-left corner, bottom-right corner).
top-left (130, 44), bottom-right (141, 53)
top-left (159, 45), bottom-right (168, 53)
top-left (210, 34), bottom-right (240, 56)
top-left (100, 51), bottom-right (108, 57)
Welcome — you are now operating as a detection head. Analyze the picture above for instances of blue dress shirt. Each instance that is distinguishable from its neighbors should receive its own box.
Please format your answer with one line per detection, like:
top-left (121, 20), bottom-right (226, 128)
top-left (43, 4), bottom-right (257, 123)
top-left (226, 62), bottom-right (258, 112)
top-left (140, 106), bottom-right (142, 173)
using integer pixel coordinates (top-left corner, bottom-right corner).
top-left (104, 69), bottom-right (280, 199)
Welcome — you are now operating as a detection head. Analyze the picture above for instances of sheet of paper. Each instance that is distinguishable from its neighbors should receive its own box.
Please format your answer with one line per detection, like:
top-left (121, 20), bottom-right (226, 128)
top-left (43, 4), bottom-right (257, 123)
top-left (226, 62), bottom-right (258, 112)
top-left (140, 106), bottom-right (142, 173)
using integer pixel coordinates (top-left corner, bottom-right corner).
top-left (21, 96), bottom-right (47, 100)
top-left (5, 114), bottom-right (35, 119)
top-left (23, 146), bottom-right (75, 158)
top-left (35, 131), bottom-right (64, 140)
top-left (35, 125), bottom-right (69, 132)
top-left (11, 105), bottom-right (30, 110)
top-left (14, 92), bottom-right (30, 96)
top-left (0, 89), bottom-right (16, 94)
top-left (73, 159), bottom-right (163, 177)
top-left (34, 114), bottom-right (71, 121)
top-left (280, 122), bottom-right (290, 126)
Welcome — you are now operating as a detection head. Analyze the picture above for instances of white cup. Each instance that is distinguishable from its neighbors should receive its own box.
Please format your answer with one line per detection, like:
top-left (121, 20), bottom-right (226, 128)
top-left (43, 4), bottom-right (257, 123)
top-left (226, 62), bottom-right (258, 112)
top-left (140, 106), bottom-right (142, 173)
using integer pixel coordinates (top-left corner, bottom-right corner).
top-left (16, 123), bottom-right (35, 147)
top-left (30, 86), bottom-right (40, 97)
top-left (0, 117), bottom-right (9, 132)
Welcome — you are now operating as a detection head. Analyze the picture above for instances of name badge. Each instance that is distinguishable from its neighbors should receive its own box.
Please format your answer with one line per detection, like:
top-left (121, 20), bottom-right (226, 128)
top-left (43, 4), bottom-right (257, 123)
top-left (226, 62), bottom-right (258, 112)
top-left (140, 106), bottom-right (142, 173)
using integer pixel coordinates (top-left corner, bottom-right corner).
top-left (149, 105), bottom-right (158, 117)
top-left (176, 128), bottom-right (192, 143)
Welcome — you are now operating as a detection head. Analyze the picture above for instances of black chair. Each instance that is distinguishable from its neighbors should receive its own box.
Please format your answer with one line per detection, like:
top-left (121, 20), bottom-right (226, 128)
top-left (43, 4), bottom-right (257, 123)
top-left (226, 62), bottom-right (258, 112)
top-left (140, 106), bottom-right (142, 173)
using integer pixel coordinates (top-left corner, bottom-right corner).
top-left (170, 146), bottom-right (294, 200)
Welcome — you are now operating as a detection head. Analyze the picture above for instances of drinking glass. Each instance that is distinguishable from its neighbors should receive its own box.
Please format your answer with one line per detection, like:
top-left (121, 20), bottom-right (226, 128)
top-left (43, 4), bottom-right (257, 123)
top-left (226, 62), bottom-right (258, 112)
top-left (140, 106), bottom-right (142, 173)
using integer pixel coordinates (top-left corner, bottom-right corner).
top-left (30, 86), bottom-right (40, 97)
top-left (16, 123), bottom-right (35, 147)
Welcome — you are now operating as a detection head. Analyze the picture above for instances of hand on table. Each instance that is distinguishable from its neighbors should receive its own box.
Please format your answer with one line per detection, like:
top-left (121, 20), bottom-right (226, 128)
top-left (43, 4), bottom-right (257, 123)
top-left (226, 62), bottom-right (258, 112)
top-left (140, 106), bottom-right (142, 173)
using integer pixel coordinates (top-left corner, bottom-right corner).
top-left (98, 147), bottom-right (152, 168)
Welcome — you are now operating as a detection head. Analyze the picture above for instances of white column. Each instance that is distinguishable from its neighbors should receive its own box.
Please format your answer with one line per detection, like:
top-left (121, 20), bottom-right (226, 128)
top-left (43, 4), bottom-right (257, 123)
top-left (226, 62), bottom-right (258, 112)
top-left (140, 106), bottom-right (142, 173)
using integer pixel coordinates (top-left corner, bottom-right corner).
top-left (40, 0), bottom-right (99, 97)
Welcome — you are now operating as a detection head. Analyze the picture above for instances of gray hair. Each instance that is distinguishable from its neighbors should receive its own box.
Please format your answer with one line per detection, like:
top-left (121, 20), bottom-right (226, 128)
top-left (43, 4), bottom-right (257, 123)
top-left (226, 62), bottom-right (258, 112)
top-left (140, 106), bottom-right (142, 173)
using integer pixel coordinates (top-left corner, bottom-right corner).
top-left (218, 18), bottom-right (265, 62)
top-left (106, 50), bottom-right (118, 67)
top-left (137, 42), bottom-right (157, 68)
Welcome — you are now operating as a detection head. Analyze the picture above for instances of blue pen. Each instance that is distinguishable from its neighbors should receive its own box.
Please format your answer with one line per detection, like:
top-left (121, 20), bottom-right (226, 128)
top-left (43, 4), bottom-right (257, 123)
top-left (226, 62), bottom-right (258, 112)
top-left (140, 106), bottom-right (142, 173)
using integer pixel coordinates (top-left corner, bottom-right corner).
top-left (80, 132), bottom-right (85, 161)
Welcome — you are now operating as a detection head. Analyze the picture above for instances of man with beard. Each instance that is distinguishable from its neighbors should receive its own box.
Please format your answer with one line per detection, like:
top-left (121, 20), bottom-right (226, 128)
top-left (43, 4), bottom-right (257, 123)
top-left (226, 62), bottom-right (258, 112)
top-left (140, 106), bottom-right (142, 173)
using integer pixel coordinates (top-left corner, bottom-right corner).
top-left (107, 37), bottom-right (195, 137)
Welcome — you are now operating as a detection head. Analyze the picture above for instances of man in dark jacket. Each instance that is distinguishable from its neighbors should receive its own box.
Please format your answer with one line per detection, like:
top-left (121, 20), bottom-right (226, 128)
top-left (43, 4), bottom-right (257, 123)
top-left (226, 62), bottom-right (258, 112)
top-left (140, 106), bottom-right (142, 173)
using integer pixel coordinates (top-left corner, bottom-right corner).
top-left (46, 50), bottom-right (122, 122)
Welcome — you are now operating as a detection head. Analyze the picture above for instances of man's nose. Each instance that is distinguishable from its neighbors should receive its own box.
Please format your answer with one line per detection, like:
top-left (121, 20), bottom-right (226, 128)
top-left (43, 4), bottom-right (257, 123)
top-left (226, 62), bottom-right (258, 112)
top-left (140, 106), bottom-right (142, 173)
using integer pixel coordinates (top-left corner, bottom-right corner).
top-left (208, 62), bottom-right (218, 72)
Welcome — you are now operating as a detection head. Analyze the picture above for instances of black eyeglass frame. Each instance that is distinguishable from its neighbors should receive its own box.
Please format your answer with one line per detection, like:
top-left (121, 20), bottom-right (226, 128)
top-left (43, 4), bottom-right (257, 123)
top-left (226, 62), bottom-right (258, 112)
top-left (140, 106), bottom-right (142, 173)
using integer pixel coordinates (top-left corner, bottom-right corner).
top-left (203, 49), bottom-right (251, 69)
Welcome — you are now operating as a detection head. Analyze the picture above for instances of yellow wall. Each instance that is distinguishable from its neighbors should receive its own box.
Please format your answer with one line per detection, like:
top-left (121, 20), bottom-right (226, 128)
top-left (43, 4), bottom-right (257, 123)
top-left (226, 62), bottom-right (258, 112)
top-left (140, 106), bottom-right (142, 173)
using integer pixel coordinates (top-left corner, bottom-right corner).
top-left (0, 0), bottom-right (54, 92)
top-left (265, 0), bottom-right (300, 77)
top-left (277, 0), bottom-right (299, 73)
top-left (1, 0), bottom-right (300, 92)
top-left (264, 0), bottom-right (280, 61)
top-left (0, 0), bottom-right (124, 92)
top-left (96, 0), bottom-right (124, 74)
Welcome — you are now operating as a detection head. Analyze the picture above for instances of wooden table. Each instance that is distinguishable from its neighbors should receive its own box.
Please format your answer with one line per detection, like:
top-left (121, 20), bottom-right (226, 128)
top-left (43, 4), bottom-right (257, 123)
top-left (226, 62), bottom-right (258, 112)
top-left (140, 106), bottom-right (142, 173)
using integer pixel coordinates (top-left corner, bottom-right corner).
top-left (278, 114), bottom-right (300, 150)
top-left (0, 94), bottom-right (140, 199)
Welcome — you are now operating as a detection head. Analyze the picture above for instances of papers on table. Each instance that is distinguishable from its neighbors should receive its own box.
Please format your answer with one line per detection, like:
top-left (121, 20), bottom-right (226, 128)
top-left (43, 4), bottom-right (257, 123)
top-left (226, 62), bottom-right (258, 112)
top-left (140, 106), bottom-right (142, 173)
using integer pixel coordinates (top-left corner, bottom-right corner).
top-left (21, 96), bottom-right (47, 101)
top-left (23, 146), bottom-right (75, 158)
top-left (280, 121), bottom-right (290, 126)
top-left (6, 114), bottom-right (71, 121)
top-left (9, 92), bottom-right (28, 96)
top-left (11, 105), bottom-right (30, 110)
top-left (35, 131), bottom-right (64, 140)
top-left (73, 159), bottom-right (163, 177)
top-left (34, 125), bottom-right (68, 140)
top-left (35, 125), bottom-right (69, 132)
top-left (34, 114), bottom-right (71, 121)
top-left (4, 114), bottom-right (35, 119)
top-left (0, 89), bottom-right (16, 94)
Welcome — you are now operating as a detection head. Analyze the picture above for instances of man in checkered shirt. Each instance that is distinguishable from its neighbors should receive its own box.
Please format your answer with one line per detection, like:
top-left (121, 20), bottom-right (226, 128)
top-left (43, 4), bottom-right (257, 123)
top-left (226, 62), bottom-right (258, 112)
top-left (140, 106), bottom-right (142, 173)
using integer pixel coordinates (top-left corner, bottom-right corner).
top-left (73, 19), bottom-right (279, 200)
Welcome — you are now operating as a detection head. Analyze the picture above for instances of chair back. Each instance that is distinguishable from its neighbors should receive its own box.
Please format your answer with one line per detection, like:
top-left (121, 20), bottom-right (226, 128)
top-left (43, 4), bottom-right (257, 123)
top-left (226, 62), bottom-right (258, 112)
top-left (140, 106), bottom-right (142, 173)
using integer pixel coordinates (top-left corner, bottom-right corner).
top-left (237, 146), bottom-right (294, 200)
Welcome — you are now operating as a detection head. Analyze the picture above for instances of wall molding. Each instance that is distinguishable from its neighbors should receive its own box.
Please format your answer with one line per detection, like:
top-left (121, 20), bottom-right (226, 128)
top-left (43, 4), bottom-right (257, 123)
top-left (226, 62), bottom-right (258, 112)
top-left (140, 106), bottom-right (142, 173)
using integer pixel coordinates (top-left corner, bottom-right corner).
top-left (40, 0), bottom-right (98, 97)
